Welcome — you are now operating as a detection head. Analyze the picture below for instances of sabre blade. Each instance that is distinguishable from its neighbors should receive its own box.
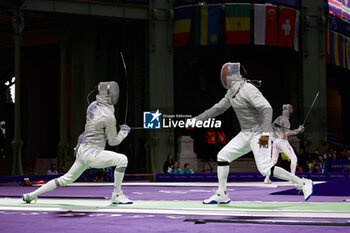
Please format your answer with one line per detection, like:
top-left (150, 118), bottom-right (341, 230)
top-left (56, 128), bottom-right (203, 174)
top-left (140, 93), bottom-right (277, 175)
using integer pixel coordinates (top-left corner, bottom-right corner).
top-left (302, 91), bottom-right (320, 126)
top-left (120, 51), bottom-right (128, 125)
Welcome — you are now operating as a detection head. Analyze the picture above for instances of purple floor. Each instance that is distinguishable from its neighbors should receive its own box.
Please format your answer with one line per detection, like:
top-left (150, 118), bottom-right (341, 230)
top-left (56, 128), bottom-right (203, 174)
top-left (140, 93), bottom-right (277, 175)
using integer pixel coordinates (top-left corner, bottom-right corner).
top-left (0, 184), bottom-right (349, 233)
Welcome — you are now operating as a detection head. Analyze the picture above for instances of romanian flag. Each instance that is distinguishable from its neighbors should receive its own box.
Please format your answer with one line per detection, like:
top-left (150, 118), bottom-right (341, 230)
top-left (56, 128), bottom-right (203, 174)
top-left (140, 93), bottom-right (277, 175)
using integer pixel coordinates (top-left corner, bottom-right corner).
top-left (194, 4), bottom-right (221, 46)
top-left (173, 6), bottom-right (192, 47)
top-left (225, 3), bottom-right (251, 44)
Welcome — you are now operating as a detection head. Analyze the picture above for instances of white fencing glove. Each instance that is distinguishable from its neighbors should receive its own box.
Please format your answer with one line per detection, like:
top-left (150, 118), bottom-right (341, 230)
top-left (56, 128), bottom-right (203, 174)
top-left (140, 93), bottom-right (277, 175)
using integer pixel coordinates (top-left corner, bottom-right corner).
top-left (119, 124), bottom-right (131, 137)
top-left (296, 125), bottom-right (304, 133)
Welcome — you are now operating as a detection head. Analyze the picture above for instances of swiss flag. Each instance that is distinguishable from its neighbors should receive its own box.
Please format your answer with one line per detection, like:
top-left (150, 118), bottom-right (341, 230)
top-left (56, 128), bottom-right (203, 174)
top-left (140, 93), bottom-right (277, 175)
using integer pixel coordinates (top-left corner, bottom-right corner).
top-left (278, 7), bottom-right (296, 48)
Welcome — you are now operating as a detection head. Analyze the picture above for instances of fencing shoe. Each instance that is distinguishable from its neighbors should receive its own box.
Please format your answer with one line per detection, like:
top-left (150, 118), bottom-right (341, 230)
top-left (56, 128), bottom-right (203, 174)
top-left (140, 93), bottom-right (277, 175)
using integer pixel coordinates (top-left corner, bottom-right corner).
top-left (203, 190), bottom-right (231, 204)
top-left (264, 176), bottom-right (272, 184)
top-left (297, 178), bottom-right (313, 201)
top-left (22, 193), bottom-right (37, 204)
top-left (111, 191), bottom-right (133, 204)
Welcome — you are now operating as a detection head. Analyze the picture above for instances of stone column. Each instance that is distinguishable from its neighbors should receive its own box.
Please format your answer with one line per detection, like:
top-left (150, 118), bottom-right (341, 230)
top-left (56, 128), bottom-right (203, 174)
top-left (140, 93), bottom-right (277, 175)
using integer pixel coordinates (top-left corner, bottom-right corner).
top-left (57, 25), bottom-right (69, 170)
top-left (301, 1), bottom-right (327, 151)
top-left (148, 0), bottom-right (174, 173)
top-left (11, 10), bottom-right (24, 175)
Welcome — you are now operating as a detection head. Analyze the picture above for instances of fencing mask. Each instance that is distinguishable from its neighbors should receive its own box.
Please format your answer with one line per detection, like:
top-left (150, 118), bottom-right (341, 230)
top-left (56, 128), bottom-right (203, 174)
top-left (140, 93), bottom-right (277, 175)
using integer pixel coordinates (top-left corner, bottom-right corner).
top-left (220, 62), bottom-right (244, 90)
top-left (282, 104), bottom-right (293, 117)
top-left (97, 81), bottom-right (120, 105)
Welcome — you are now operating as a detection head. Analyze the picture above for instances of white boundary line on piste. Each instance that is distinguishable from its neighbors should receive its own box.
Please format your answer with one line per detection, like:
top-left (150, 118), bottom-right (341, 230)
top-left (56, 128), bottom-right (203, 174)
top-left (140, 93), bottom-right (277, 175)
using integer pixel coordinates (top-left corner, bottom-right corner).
top-left (32, 181), bottom-right (325, 188)
top-left (0, 201), bottom-right (349, 219)
top-left (0, 205), bottom-right (349, 219)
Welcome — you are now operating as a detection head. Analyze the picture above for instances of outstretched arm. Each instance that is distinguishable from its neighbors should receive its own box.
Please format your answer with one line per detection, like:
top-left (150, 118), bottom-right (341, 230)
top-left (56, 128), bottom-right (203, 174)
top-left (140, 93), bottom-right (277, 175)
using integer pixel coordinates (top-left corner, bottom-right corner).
top-left (195, 97), bottom-right (231, 121)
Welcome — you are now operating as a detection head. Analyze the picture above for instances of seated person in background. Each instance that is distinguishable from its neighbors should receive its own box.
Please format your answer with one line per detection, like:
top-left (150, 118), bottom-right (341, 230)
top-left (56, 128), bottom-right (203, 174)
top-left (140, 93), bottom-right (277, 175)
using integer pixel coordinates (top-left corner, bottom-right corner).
top-left (60, 166), bottom-right (67, 174)
top-left (47, 163), bottom-right (58, 175)
top-left (163, 153), bottom-right (175, 174)
top-left (182, 163), bottom-right (194, 174)
top-left (170, 161), bottom-right (182, 174)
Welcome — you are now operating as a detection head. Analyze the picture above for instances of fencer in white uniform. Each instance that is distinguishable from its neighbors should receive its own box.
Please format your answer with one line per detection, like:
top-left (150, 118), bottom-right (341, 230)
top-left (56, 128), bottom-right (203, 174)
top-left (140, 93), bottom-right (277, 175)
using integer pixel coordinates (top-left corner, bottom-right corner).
top-left (264, 104), bottom-right (304, 184)
top-left (22, 81), bottom-right (133, 204)
top-left (193, 63), bottom-right (313, 204)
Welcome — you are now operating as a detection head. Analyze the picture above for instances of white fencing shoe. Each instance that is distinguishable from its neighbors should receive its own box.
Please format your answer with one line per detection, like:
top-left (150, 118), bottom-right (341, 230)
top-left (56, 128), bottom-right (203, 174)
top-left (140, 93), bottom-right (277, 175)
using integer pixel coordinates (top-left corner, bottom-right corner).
top-left (203, 190), bottom-right (231, 204)
top-left (111, 191), bottom-right (133, 204)
top-left (264, 176), bottom-right (272, 184)
top-left (22, 193), bottom-right (37, 204)
top-left (297, 178), bottom-right (313, 201)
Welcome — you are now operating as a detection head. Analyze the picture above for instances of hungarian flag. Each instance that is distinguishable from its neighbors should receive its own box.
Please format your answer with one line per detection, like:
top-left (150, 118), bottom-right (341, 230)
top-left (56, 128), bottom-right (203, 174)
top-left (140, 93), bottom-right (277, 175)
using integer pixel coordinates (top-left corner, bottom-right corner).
top-left (193, 4), bottom-right (221, 46)
top-left (254, 4), bottom-right (278, 46)
top-left (225, 3), bottom-right (251, 44)
top-left (278, 6), bottom-right (296, 48)
top-left (173, 6), bottom-right (192, 47)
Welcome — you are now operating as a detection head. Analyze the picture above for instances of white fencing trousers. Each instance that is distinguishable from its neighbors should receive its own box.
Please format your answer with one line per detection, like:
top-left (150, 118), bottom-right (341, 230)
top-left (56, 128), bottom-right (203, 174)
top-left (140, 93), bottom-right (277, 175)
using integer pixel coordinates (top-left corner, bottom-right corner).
top-left (271, 138), bottom-right (297, 174)
top-left (217, 131), bottom-right (274, 176)
top-left (56, 145), bottom-right (128, 187)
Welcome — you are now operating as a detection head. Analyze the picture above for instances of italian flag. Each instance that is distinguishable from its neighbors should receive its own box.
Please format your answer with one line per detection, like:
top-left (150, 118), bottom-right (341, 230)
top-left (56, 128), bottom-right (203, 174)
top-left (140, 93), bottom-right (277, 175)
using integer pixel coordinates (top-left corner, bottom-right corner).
top-left (254, 4), bottom-right (278, 46)
top-left (225, 3), bottom-right (251, 44)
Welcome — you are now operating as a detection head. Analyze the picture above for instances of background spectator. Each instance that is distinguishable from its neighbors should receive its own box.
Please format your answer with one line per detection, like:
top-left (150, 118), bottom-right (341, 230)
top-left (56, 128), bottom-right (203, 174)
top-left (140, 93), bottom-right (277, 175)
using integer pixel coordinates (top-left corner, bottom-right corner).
top-left (217, 130), bottom-right (226, 151)
top-left (47, 163), bottom-right (58, 175)
top-left (296, 163), bottom-right (303, 173)
top-left (297, 148), bottom-right (309, 172)
top-left (317, 155), bottom-right (327, 173)
top-left (182, 163), bottom-right (194, 174)
top-left (163, 153), bottom-right (175, 174)
top-left (60, 166), bottom-right (67, 174)
top-left (205, 128), bottom-right (217, 160)
top-left (170, 161), bottom-right (182, 174)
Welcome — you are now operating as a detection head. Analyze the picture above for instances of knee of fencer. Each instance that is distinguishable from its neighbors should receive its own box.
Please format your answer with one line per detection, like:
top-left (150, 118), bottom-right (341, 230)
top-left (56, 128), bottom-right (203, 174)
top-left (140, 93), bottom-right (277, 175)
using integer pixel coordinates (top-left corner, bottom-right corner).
top-left (217, 151), bottom-right (229, 163)
top-left (117, 154), bottom-right (128, 168)
top-left (57, 175), bottom-right (73, 187)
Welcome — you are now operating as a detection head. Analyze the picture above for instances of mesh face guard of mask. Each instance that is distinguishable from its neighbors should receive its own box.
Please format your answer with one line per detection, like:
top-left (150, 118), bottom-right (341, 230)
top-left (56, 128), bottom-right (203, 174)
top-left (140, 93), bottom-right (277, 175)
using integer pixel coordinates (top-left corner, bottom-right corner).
top-left (98, 81), bottom-right (120, 105)
top-left (282, 104), bottom-right (293, 114)
top-left (220, 62), bottom-right (242, 89)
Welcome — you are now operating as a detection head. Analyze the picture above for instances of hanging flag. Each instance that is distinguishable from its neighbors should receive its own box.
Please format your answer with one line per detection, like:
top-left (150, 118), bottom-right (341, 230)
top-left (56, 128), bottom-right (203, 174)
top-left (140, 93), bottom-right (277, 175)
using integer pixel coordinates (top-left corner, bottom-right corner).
top-left (340, 35), bottom-right (347, 69)
top-left (347, 36), bottom-right (350, 69)
top-left (173, 6), bottom-right (192, 47)
top-left (254, 4), bottom-right (278, 46)
top-left (225, 3), bottom-right (251, 44)
top-left (293, 10), bottom-right (300, 51)
top-left (331, 31), bottom-right (340, 66)
top-left (193, 4), bottom-right (221, 46)
top-left (325, 22), bottom-right (331, 64)
top-left (278, 6), bottom-right (296, 48)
